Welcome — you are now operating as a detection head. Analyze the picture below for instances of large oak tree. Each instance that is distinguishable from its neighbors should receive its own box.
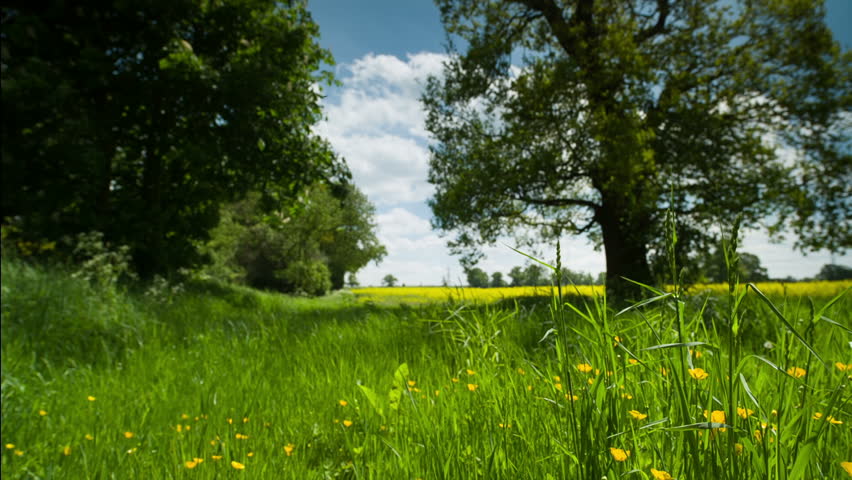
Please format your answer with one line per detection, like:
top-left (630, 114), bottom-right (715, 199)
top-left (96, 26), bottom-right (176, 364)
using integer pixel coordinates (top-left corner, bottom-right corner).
top-left (424, 0), bottom-right (850, 298)
top-left (1, 0), bottom-right (346, 275)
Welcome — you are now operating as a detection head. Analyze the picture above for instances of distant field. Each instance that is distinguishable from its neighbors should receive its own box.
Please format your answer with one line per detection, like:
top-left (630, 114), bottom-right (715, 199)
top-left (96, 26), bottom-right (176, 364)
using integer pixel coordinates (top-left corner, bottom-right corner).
top-left (2, 259), bottom-right (850, 479)
top-left (353, 281), bottom-right (852, 304)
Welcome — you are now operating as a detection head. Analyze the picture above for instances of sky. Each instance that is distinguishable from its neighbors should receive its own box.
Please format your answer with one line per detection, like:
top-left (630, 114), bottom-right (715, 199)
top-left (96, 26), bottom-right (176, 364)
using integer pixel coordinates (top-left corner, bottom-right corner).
top-left (308, 0), bottom-right (851, 287)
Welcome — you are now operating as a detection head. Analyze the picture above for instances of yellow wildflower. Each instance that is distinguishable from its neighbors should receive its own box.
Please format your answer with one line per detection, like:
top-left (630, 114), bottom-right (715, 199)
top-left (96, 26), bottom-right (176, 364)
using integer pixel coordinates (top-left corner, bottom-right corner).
top-left (704, 410), bottom-right (727, 431)
top-left (835, 362), bottom-right (850, 372)
top-left (467, 384), bottom-right (479, 392)
top-left (211, 455), bottom-right (223, 461)
top-left (553, 375), bottom-right (561, 382)
top-left (63, 446), bottom-right (71, 456)
top-left (181, 413), bottom-right (190, 420)
top-left (840, 461), bottom-right (852, 477)
top-left (628, 410), bottom-right (648, 420)
top-left (588, 378), bottom-right (595, 385)
top-left (688, 368), bottom-right (709, 380)
top-left (577, 363), bottom-right (593, 373)
top-left (39, 410), bottom-right (48, 416)
top-left (737, 407), bottom-right (755, 419)
top-left (127, 447), bottom-right (137, 454)
top-left (5, 444), bottom-right (14, 449)
top-left (235, 433), bottom-right (249, 440)
top-left (407, 380), bottom-right (416, 387)
top-left (242, 417), bottom-right (249, 423)
top-left (284, 443), bottom-right (295, 456)
top-left (628, 358), bottom-right (639, 365)
top-left (343, 420), bottom-right (353, 427)
top-left (651, 468), bottom-right (674, 480)
top-left (517, 367), bottom-right (526, 375)
top-left (690, 349), bottom-right (702, 358)
top-left (231, 460), bottom-right (245, 470)
top-left (124, 432), bottom-right (134, 439)
top-left (565, 394), bottom-right (579, 401)
top-left (247, 452), bottom-right (254, 457)
top-left (85, 434), bottom-right (94, 441)
top-left (228, 418), bottom-right (233, 424)
top-left (466, 369), bottom-right (476, 375)
top-left (609, 447), bottom-right (630, 462)
top-left (185, 460), bottom-right (198, 469)
top-left (87, 396), bottom-right (96, 402)
top-left (339, 400), bottom-right (348, 407)
top-left (735, 443), bottom-right (743, 455)
top-left (451, 377), bottom-right (459, 383)
top-left (14, 450), bottom-right (24, 456)
top-left (813, 412), bottom-right (843, 424)
top-left (786, 366), bottom-right (806, 378)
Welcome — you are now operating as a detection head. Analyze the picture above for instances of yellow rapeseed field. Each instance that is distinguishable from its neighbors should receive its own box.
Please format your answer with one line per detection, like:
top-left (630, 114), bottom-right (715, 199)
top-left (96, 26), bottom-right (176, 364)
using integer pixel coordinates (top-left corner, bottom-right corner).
top-left (353, 281), bottom-right (850, 303)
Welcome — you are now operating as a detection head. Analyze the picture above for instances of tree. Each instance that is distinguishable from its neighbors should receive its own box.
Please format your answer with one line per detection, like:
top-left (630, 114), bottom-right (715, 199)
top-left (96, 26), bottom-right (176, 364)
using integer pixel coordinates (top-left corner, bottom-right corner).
top-left (199, 182), bottom-right (384, 295)
top-left (701, 249), bottom-right (769, 283)
top-left (524, 264), bottom-right (546, 286)
top-left (466, 267), bottom-right (491, 287)
top-left (508, 266), bottom-right (526, 286)
top-left (346, 273), bottom-right (360, 288)
top-left (559, 268), bottom-right (595, 286)
top-left (816, 264), bottom-right (852, 281)
top-left (424, 0), bottom-right (850, 298)
top-left (491, 271), bottom-right (507, 288)
top-left (382, 274), bottom-right (398, 287)
top-left (1, 0), bottom-right (345, 277)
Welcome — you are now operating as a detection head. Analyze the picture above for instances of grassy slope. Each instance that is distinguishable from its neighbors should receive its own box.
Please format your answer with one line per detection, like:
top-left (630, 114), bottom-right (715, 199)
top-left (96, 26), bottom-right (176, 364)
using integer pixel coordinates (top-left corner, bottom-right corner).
top-left (1, 258), bottom-right (850, 479)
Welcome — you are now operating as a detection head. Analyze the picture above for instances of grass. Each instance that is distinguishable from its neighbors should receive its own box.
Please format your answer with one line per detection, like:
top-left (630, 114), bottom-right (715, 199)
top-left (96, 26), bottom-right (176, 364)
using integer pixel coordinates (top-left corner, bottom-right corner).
top-left (1, 256), bottom-right (850, 479)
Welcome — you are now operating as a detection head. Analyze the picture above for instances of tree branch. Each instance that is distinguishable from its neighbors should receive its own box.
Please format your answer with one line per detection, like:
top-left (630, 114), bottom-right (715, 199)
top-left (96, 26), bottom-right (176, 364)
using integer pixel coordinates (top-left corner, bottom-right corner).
top-left (635, 0), bottom-right (669, 44)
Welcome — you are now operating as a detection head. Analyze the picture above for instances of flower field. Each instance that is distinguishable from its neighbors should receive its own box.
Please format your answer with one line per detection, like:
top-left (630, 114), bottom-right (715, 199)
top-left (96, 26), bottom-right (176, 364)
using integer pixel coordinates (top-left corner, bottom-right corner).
top-left (2, 258), bottom-right (850, 478)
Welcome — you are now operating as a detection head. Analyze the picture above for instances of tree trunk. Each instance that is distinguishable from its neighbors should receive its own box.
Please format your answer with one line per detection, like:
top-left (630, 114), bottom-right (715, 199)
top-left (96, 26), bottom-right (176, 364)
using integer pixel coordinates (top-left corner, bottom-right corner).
top-left (596, 199), bottom-right (654, 302)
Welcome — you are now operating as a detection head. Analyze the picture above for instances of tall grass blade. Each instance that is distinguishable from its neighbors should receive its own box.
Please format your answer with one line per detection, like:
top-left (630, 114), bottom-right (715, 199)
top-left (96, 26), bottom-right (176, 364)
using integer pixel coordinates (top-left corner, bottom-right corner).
top-left (746, 283), bottom-right (825, 365)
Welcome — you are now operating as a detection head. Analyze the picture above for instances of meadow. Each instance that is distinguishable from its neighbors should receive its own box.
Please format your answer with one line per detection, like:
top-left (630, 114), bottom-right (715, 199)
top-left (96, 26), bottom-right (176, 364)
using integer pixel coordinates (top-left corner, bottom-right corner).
top-left (1, 257), bottom-right (850, 479)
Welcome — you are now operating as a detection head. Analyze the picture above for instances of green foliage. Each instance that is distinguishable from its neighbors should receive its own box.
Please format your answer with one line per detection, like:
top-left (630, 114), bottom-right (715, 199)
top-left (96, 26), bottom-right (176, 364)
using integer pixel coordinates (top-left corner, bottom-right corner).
top-left (465, 267), bottom-right (490, 287)
top-left (280, 260), bottom-right (332, 297)
top-left (490, 271), bottom-right (507, 288)
top-left (816, 263), bottom-right (852, 281)
top-left (2, 255), bottom-right (849, 479)
top-left (200, 182), bottom-right (384, 295)
top-left (1, 0), bottom-right (345, 276)
top-left (383, 274), bottom-right (399, 287)
top-left (424, 0), bottom-right (851, 298)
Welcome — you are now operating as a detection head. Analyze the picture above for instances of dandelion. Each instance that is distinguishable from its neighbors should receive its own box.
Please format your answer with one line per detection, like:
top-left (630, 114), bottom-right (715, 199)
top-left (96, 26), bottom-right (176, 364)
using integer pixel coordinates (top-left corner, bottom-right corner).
top-left (466, 369), bottom-right (476, 375)
top-left (63, 446), bottom-right (71, 456)
top-left (737, 407), bottom-right (755, 419)
top-left (786, 366), bottom-right (806, 378)
top-left (628, 410), bottom-right (648, 420)
top-left (124, 432), bottom-right (134, 439)
top-left (231, 460), bottom-right (245, 470)
top-left (343, 420), bottom-right (353, 427)
top-left (651, 468), bottom-right (674, 480)
top-left (467, 384), bottom-right (479, 392)
top-left (609, 447), bottom-right (630, 462)
top-left (87, 396), bottom-right (96, 402)
top-left (688, 368), bottom-right (709, 380)
top-left (841, 461), bottom-right (852, 477)
top-left (39, 410), bottom-right (48, 416)
top-left (284, 444), bottom-right (295, 456)
top-left (577, 363), bottom-right (593, 373)
top-left (339, 400), bottom-right (348, 407)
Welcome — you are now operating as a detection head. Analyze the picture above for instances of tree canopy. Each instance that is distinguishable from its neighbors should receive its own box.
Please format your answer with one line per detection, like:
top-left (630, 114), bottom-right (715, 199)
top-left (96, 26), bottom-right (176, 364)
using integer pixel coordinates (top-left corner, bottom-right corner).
top-left (200, 182), bottom-right (385, 295)
top-left (1, 0), bottom-right (345, 276)
top-left (424, 0), bottom-right (851, 298)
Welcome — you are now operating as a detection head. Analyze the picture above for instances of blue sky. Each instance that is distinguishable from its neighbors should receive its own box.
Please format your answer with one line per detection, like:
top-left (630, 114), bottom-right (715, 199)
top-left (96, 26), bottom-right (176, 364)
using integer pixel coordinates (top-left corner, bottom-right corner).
top-left (308, 0), bottom-right (850, 286)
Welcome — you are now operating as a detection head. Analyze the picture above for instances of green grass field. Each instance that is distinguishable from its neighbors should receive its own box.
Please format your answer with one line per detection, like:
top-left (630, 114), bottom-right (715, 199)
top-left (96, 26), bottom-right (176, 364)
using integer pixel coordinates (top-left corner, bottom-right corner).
top-left (2, 257), bottom-right (850, 479)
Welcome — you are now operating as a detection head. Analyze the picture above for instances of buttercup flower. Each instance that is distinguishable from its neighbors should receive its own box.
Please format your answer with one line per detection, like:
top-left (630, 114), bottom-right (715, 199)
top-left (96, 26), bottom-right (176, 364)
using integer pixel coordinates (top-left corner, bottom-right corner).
top-left (786, 366), bottom-right (806, 378)
top-left (840, 461), bottom-right (852, 477)
top-left (339, 400), bottom-right (348, 407)
top-left (609, 447), bottom-right (630, 462)
top-left (231, 460), bottom-right (245, 470)
top-left (628, 410), bottom-right (648, 420)
top-left (467, 384), bottom-right (479, 392)
top-left (689, 368), bottom-right (709, 380)
top-left (343, 420), bottom-right (353, 427)
top-left (651, 468), bottom-right (674, 480)
top-left (577, 363), bottom-right (593, 373)
top-left (284, 444), bottom-right (295, 456)
top-left (737, 407), bottom-right (755, 419)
